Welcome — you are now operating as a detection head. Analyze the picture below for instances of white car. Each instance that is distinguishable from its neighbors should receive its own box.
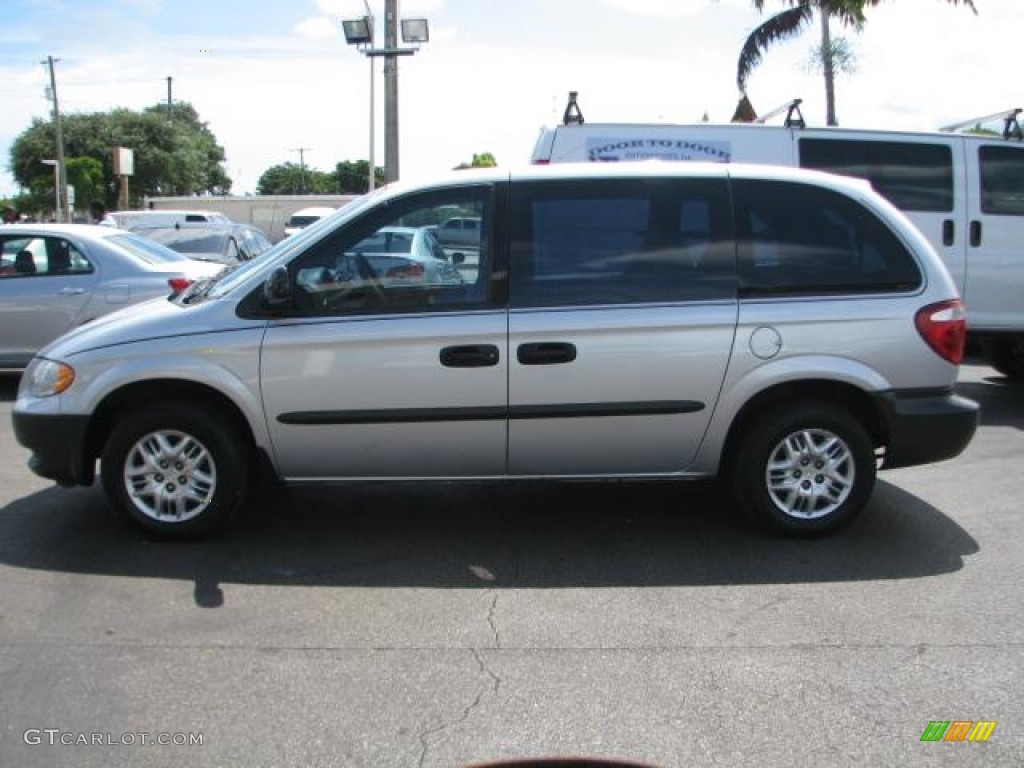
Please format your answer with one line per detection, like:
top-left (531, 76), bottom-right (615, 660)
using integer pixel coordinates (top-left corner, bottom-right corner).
top-left (283, 207), bottom-right (337, 238)
top-left (0, 224), bottom-right (223, 369)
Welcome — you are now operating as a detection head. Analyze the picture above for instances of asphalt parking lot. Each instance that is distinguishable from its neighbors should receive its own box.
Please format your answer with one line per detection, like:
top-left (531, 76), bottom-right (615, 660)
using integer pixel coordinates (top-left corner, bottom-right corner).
top-left (0, 359), bottom-right (1021, 767)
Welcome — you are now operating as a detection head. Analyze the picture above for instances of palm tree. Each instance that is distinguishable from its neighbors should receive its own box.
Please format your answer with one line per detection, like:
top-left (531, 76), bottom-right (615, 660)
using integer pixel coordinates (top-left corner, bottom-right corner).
top-left (737, 0), bottom-right (977, 126)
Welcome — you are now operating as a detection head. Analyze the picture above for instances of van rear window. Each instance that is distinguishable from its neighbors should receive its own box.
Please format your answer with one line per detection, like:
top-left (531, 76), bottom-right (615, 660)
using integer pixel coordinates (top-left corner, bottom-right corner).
top-left (799, 138), bottom-right (954, 213)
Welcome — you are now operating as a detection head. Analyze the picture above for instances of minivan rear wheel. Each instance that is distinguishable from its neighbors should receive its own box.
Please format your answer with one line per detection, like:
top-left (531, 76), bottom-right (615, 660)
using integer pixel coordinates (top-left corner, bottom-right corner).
top-left (734, 403), bottom-right (875, 536)
top-left (100, 403), bottom-right (250, 539)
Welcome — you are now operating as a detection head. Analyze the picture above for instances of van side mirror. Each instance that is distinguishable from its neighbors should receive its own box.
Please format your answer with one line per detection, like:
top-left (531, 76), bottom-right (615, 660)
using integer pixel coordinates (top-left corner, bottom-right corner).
top-left (263, 266), bottom-right (291, 306)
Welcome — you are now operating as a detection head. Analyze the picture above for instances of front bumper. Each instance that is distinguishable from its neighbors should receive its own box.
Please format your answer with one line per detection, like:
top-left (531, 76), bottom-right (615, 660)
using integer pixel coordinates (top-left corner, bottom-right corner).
top-left (12, 412), bottom-right (94, 486)
top-left (876, 389), bottom-right (979, 469)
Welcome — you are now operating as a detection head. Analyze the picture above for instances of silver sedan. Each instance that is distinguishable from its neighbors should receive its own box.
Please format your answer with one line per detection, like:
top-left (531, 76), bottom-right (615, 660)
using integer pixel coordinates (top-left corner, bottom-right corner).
top-left (0, 223), bottom-right (223, 369)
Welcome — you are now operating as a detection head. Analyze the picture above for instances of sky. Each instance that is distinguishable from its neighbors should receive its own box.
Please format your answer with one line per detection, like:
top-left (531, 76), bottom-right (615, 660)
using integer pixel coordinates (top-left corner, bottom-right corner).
top-left (0, 0), bottom-right (1015, 198)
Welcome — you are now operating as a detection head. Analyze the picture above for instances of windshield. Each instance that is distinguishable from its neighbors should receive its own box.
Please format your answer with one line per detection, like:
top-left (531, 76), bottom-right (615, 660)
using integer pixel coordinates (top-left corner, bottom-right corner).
top-left (107, 232), bottom-right (190, 264)
top-left (287, 215), bottom-right (321, 228)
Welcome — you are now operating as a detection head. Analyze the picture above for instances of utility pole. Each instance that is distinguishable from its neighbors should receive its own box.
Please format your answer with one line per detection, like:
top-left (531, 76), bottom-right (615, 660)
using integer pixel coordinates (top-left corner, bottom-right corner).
top-left (291, 147), bottom-right (311, 193)
top-left (384, 0), bottom-right (399, 184)
top-left (167, 76), bottom-right (173, 119)
top-left (43, 55), bottom-right (69, 222)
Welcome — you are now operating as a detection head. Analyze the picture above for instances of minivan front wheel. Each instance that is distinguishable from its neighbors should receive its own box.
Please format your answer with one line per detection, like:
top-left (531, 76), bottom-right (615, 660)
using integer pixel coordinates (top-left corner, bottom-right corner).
top-left (101, 403), bottom-right (250, 539)
top-left (734, 404), bottom-right (875, 536)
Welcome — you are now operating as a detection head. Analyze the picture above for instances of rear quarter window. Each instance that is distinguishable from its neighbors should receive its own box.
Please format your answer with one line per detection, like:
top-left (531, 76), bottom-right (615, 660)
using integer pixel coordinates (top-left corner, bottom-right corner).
top-left (733, 179), bottom-right (923, 296)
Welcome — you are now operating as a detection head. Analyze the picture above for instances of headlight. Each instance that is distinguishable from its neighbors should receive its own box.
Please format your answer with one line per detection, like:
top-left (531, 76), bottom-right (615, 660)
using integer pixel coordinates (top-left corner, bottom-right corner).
top-left (23, 358), bottom-right (76, 398)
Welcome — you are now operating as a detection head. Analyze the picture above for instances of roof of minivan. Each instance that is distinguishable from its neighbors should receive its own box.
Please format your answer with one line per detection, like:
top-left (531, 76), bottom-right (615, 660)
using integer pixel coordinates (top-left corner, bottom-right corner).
top-left (387, 161), bottom-right (876, 192)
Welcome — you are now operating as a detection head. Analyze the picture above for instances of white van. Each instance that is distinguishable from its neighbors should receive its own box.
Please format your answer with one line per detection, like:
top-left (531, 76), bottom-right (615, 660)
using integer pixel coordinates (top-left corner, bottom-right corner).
top-left (283, 206), bottom-right (337, 238)
top-left (531, 105), bottom-right (1024, 378)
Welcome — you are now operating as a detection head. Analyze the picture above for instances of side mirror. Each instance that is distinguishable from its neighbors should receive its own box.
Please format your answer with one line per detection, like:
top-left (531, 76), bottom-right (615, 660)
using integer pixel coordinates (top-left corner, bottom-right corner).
top-left (263, 266), bottom-right (291, 306)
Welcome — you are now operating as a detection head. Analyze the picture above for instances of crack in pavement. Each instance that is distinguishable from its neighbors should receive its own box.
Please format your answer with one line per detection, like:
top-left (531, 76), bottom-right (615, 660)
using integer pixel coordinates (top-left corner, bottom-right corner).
top-left (417, 648), bottom-right (502, 768)
top-left (487, 592), bottom-right (501, 649)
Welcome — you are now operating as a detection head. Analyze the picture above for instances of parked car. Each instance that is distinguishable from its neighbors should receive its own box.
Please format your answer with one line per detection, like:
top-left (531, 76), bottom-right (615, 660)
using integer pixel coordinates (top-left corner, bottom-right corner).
top-left (110, 209), bottom-right (233, 231)
top-left (433, 215), bottom-right (482, 250)
top-left (13, 163), bottom-right (978, 540)
top-left (349, 225), bottom-right (462, 282)
top-left (283, 206), bottom-right (337, 238)
top-left (133, 223), bottom-right (273, 265)
top-left (0, 223), bottom-right (223, 369)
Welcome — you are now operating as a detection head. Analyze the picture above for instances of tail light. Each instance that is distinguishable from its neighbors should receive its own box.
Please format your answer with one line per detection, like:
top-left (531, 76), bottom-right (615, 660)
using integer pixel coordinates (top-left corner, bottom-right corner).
top-left (533, 159), bottom-right (551, 165)
top-left (915, 299), bottom-right (967, 364)
top-left (168, 277), bottom-right (193, 295)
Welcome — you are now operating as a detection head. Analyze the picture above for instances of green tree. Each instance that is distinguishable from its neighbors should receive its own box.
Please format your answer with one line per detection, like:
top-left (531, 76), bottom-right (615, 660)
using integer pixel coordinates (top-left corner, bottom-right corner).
top-left (333, 160), bottom-right (385, 194)
top-left (257, 162), bottom-right (338, 195)
top-left (453, 152), bottom-right (498, 170)
top-left (65, 156), bottom-right (104, 211)
top-left (8, 101), bottom-right (231, 212)
top-left (737, 0), bottom-right (977, 126)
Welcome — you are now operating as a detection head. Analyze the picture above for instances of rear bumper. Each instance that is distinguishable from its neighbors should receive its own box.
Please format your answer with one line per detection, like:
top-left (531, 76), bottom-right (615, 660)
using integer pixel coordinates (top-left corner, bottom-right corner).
top-left (876, 389), bottom-right (979, 469)
top-left (12, 412), bottom-right (94, 486)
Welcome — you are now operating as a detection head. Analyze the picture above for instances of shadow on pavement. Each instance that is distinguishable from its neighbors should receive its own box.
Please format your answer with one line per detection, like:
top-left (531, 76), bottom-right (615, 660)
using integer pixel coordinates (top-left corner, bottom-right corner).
top-left (956, 375), bottom-right (1024, 430)
top-left (0, 476), bottom-right (977, 600)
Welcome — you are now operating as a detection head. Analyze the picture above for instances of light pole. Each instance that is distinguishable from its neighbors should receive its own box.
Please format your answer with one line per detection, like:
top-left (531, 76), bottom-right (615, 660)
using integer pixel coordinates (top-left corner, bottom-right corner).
top-left (342, 1), bottom-right (428, 187)
top-left (42, 55), bottom-right (70, 222)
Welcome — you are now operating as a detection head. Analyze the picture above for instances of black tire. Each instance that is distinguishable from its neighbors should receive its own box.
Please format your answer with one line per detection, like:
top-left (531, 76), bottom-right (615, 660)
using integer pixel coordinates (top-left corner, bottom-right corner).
top-left (733, 403), bottom-right (875, 537)
top-left (100, 403), bottom-right (250, 540)
top-left (988, 337), bottom-right (1024, 381)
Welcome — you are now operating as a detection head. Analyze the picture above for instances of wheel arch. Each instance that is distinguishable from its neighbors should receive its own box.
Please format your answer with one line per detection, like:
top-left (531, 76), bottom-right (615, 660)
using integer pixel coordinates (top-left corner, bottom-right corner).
top-left (84, 379), bottom-right (275, 483)
top-left (719, 379), bottom-right (886, 476)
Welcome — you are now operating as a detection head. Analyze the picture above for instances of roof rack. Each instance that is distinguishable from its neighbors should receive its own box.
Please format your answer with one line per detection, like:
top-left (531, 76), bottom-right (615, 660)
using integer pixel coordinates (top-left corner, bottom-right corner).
top-left (562, 91), bottom-right (585, 126)
top-left (940, 108), bottom-right (1023, 140)
top-left (754, 98), bottom-right (806, 128)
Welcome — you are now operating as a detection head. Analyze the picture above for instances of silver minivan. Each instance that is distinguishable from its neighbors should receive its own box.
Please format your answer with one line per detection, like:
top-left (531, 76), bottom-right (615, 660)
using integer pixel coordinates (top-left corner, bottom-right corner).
top-left (13, 163), bottom-right (979, 539)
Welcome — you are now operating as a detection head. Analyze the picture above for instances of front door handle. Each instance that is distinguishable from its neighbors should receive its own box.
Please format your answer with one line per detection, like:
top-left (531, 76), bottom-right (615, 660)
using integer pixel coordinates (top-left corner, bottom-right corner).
top-left (970, 220), bottom-right (982, 248)
top-left (517, 342), bottom-right (577, 366)
top-left (439, 344), bottom-right (499, 368)
top-left (58, 287), bottom-right (86, 296)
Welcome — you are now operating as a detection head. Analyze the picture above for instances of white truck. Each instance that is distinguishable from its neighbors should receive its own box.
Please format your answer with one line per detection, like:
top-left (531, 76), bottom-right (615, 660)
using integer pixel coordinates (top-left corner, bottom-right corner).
top-left (531, 97), bottom-right (1024, 378)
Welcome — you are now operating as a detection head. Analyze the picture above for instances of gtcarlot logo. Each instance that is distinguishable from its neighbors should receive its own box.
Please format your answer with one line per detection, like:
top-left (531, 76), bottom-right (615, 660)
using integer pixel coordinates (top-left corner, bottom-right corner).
top-left (23, 729), bottom-right (204, 747)
top-left (920, 720), bottom-right (997, 742)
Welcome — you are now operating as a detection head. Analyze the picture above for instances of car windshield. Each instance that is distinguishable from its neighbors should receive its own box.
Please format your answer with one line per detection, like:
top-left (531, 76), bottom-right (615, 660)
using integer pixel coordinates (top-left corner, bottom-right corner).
top-left (106, 232), bottom-right (191, 264)
top-left (354, 230), bottom-right (415, 254)
top-left (287, 215), bottom-right (321, 228)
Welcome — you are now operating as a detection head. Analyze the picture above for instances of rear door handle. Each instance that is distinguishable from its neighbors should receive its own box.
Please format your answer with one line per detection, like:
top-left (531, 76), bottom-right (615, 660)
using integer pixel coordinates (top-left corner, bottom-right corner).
top-left (942, 219), bottom-right (954, 246)
top-left (517, 342), bottom-right (577, 365)
top-left (439, 344), bottom-right (499, 368)
top-left (58, 287), bottom-right (86, 296)
top-left (969, 220), bottom-right (982, 247)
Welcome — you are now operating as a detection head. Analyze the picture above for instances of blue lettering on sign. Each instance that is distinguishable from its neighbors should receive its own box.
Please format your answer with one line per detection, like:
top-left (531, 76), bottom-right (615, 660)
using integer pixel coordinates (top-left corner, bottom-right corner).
top-left (586, 136), bottom-right (732, 163)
